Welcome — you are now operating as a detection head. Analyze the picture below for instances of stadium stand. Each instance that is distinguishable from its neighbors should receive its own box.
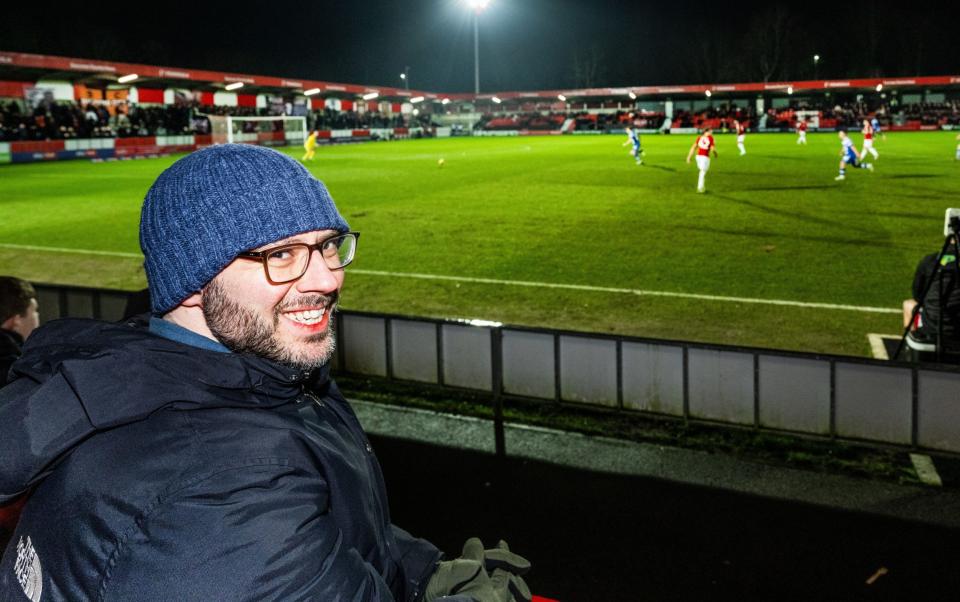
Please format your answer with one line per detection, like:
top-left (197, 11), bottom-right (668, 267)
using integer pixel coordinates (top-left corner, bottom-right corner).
top-left (0, 99), bottom-right (434, 142)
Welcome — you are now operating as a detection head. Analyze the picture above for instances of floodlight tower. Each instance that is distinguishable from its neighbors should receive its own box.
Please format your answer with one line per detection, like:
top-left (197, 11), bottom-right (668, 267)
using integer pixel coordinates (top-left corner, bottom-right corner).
top-left (813, 54), bottom-right (820, 80)
top-left (467, 0), bottom-right (491, 95)
top-left (400, 66), bottom-right (410, 91)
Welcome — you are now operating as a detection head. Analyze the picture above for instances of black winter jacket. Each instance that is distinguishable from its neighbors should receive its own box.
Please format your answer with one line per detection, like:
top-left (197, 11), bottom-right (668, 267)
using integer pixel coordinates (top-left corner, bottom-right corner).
top-left (0, 328), bottom-right (22, 388)
top-left (0, 318), bottom-right (440, 601)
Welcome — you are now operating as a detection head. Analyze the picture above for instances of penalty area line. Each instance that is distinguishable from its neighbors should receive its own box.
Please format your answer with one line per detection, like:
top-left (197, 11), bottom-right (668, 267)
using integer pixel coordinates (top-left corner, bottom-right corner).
top-left (351, 269), bottom-right (900, 315)
top-left (0, 244), bottom-right (899, 315)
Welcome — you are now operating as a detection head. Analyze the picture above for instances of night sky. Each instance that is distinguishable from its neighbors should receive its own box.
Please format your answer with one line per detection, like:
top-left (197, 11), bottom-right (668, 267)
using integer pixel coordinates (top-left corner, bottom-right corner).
top-left (5, 1), bottom-right (958, 93)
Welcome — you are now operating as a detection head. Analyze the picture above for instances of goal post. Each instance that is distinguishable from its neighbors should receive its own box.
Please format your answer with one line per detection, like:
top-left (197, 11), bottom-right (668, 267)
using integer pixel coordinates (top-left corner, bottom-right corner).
top-left (198, 114), bottom-right (308, 146)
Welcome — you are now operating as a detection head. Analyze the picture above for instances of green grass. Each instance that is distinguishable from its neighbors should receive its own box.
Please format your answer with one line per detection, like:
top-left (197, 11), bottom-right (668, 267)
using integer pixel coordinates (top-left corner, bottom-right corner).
top-left (2, 132), bottom-right (958, 356)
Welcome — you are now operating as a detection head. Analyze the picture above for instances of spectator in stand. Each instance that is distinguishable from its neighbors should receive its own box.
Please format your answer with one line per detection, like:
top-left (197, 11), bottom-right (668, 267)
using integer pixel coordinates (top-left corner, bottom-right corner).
top-left (0, 276), bottom-right (38, 554)
top-left (0, 144), bottom-right (531, 601)
top-left (686, 127), bottom-right (717, 193)
top-left (0, 276), bottom-right (39, 387)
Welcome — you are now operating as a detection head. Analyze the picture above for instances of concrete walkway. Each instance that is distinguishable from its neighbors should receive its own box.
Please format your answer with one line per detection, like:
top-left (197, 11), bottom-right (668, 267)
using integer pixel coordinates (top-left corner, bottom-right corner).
top-left (353, 399), bottom-right (960, 529)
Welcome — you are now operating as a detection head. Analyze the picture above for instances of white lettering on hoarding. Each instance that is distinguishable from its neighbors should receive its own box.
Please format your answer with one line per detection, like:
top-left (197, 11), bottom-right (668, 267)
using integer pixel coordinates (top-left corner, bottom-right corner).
top-left (70, 62), bottom-right (117, 72)
top-left (825, 81), bottom-right (850, 88)
top-left (281, 80), bottom-right (303, 87)
top-left (160, 69), bottom-right (191, 79)
top-left (224, 77), bottom-right (255, 84)
top-left (0, 55), bottom-right (12, 64)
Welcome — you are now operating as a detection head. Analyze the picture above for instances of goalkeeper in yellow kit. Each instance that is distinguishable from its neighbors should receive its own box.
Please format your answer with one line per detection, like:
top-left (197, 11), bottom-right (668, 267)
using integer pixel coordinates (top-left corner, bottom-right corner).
top-left (302, 130), bottom-right (319, 161)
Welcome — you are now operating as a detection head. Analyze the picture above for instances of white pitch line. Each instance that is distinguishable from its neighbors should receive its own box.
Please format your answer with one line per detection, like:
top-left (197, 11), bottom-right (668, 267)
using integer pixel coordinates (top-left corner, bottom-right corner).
top-left (0, 243), bottom-right (900, 314)
top-left (351, 269), bottom-right (900, 314)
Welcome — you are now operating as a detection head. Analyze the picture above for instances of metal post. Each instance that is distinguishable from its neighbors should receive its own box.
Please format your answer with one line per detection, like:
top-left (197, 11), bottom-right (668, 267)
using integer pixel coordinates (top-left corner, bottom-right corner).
top-left (492, 327), bottom-right (505, 458)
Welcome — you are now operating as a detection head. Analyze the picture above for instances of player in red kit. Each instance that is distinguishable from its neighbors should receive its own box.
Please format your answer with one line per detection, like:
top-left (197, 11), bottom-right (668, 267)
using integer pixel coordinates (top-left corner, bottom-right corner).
top-left (734, 119), bottom-right (746, 155)
top-left (796, 119), bottom-right (808, 145)
top-left (686, 127), bottom-right (718, 193)
top-left (861, 119), bottom-right (879, 160)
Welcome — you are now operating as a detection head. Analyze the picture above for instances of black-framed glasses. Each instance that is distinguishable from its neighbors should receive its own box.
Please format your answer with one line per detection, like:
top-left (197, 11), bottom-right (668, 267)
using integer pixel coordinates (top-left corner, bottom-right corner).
top-left (237, 232), bottom-right (360, 284)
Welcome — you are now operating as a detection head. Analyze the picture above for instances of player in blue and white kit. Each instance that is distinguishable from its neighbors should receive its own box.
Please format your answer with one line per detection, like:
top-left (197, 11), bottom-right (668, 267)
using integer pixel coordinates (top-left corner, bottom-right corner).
top-left (622, 126), bottom-right (643, 165)
top-left (835, 129), bottom-right (873, 180)
top-left (871, 116), bottom-right (884, 140)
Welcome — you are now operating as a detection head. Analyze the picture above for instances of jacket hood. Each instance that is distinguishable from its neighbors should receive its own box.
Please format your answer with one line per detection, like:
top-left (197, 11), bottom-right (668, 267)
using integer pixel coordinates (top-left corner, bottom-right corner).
top-left (0, 318), bottom-right (326, 502)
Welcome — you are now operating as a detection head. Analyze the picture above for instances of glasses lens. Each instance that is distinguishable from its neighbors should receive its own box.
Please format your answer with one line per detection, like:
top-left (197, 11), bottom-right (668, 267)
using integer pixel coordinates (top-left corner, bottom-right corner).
top-left (323, 233), bottom-right (357, 269)
top-left (265, 244), bottom-right (310, 283)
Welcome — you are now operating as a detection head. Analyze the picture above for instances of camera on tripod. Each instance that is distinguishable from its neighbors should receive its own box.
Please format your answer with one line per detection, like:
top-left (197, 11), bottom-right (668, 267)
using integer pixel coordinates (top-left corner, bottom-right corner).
top-left (895, 209), bottom-right (960, 363)
top-left (943, 208), bottom-right (960, 237)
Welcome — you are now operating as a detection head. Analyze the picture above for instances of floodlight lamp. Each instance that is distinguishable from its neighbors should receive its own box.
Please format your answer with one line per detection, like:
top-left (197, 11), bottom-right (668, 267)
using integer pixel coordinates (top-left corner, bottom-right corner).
top-left (413, 108), bottom-right (420, 116)
top-left (628, 92), bottom-right (637, 100)
top-left (467, 0), bottom-right (491, 13)
top-left (400, 73), bottom-right (407, 80)
top-left (491, 96), bottom-right (502, 104)
top-left (441, 98), bottom-right (451, 105)
top-left (558, 94), bottom-right (566, 101)
top-left (304, 88), bottom-right (321, 96)
top-left (410, 96), bottom-right (425, 104)
top-left (704, 90), bottom-right (712, 98)
top-left (117, 73), bottom-right (138, 84)
top-left (225, 82), bottom-right (244, 91)
top-left (362, 92), bottom-right (380, 100)
top-left (813, 54), bottom-right (820, 63)
top-left (875, 83), bottom-right (883, 92)
top-left (787, 86), bottom-right (794, 95)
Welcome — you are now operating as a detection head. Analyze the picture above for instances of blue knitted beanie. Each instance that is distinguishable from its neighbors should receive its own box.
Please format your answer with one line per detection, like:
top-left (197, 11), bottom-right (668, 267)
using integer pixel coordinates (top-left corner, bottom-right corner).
top-left (140, 144), bottom-right (349, 314)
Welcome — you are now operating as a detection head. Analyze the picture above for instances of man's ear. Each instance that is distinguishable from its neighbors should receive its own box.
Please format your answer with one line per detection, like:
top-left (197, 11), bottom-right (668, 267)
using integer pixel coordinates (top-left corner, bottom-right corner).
top-left (180, 291), bottom-right (203, 309)
top-left (0, 314), bottom-right (17, 332)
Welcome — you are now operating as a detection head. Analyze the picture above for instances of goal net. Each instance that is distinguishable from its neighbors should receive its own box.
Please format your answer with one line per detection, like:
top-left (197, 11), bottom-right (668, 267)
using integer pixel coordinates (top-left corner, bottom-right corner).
top-left (201, 114), bottom-right (308, 146)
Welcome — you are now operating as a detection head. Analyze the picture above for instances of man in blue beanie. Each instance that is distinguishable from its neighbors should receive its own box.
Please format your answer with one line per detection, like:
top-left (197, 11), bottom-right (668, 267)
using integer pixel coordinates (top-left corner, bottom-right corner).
top-left (0, 145), bottom-right (530, 601)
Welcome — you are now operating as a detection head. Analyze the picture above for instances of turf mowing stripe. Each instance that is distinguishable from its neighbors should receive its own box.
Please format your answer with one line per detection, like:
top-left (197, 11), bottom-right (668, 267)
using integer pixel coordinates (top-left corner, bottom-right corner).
top-left (0, 243), bottom-right (900, 314)
top-left (351, 269), bottom-right (900, 314)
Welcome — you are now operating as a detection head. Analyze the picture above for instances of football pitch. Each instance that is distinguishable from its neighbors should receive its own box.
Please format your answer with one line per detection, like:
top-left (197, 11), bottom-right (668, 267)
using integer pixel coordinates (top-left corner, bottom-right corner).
top-left (1, 132), bottom-right (958, 357)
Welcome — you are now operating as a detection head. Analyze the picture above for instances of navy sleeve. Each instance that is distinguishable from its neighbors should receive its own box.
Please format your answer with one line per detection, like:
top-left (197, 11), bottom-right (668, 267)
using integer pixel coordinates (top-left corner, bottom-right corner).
top-left (391, 525), bottom-right (442, 602)
top-left (100, 461), bottom-right (397, 602)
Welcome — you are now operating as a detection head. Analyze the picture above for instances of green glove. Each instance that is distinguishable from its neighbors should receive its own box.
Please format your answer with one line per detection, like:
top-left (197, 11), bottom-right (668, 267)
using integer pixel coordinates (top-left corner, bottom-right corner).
top-left (485, 540), bottom-right (532, 602)
top-left (423, 538), bottom-right (532, 602)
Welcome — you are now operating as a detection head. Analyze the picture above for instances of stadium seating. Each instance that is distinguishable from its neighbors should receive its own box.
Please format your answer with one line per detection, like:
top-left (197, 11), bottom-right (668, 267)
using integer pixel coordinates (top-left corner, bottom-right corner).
top-left (0, 99), bottom-right (432, 142)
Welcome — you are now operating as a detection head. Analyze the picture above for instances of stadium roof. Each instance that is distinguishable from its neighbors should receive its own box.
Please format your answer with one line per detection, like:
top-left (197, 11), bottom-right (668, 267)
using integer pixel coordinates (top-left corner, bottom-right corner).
top-left (3, 50), bottom-right (959, 104)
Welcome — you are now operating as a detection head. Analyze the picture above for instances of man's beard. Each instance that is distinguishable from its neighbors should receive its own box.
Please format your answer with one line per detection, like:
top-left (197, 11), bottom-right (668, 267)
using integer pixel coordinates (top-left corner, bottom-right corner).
top-left (202, 279), bottom-right (338, 371)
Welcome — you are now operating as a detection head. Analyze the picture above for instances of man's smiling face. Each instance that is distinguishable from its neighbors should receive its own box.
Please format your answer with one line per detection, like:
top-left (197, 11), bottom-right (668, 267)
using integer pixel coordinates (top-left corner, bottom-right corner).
top-left (202, 229), bottom-right (344, 370)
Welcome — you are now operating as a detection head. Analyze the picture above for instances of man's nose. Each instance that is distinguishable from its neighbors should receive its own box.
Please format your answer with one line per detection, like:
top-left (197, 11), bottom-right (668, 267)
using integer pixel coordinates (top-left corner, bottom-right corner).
top-left (295, 249), bottom-right (341, 293)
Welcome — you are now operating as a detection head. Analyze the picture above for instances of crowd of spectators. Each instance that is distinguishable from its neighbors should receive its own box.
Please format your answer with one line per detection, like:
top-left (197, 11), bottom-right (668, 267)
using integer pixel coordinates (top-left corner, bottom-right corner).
top-left (901, 101), bottom-right (960, 126)
top-left (0, 99), bottom-right (438, 142)
top-left (4, 96), bottom-right (960, 142)
top-left (473, 110), bottom-right (667, 132)
top-left (671, 105), bottom-right (755, 130)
